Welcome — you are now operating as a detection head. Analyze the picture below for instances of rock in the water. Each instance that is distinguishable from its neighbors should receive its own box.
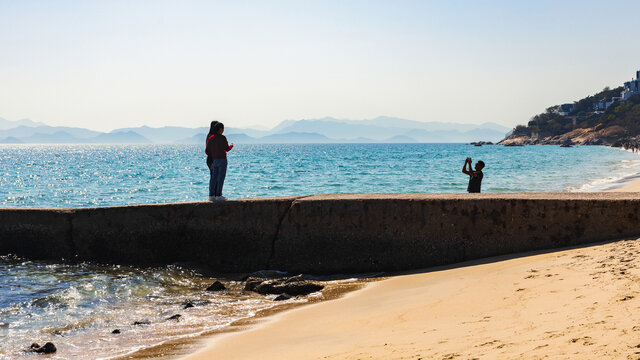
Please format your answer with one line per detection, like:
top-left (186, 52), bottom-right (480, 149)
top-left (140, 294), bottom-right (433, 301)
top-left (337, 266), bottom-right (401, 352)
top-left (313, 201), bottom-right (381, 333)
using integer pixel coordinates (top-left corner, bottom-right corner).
top-left (166, 314), bottom-right (182, 321)
top-left (243, 277), bottom-right (265, 291)
top-left (244, 274), bottom-right (323, 296)
top-left (205, 281), bottom-right (226, 291)
top-left (182, 299), bottom-right (210, 308)
top-left (284, 274), bottom-right (305, 283)
top-left (280, 281), bottom-right (324, 295)
top-left (29, 342), bottom-right (56, 354)
top-left (111, 329), bottom-right (121, 334)
top-left (132, 320), bottom-right (151, 326)
top-left (252, 279), bottom-right (279, 294)
top-left (40, 343), bottom-right (56, 354)
top-left (273, 294), bottom-right (292, 301)
top-left (254, 280), bottom-right (323, 296)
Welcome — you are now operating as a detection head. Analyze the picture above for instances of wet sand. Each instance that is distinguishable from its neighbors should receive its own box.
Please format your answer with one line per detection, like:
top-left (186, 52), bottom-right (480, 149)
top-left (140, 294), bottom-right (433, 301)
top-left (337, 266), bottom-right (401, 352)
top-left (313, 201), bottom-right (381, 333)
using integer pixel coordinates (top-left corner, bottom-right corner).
top-left (181, 238), bottom-right (640, 360)
top-left (609, 178), bottom-right (640, 192)
top-left (112, 278), bottom-right (373, 360)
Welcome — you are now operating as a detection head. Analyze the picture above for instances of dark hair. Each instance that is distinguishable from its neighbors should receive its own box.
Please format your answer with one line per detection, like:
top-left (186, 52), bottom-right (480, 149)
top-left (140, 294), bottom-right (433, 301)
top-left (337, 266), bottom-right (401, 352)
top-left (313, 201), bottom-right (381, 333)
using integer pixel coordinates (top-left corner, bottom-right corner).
top-left (213, 122), bottom-right (224, 134)
top-left (477, 160), bottom-right (485, 168)
top-left (207, 121), bottom-right (219, 138)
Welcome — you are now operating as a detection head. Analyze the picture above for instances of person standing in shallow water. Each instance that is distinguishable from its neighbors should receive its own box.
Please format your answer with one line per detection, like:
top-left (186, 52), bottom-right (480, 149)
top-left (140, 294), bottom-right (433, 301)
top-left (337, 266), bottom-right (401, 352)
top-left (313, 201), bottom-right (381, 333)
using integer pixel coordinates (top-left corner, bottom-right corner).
top-left (462, 157), bottom-right (484, 193)
top-left (207, 122), bottom-right (233, 201)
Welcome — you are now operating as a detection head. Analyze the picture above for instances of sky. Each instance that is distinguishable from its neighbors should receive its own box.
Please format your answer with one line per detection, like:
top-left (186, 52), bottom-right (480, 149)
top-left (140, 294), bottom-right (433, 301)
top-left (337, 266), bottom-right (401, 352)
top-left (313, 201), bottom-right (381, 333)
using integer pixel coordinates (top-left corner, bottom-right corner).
top-left (1, 0), bottom-right (640, 132)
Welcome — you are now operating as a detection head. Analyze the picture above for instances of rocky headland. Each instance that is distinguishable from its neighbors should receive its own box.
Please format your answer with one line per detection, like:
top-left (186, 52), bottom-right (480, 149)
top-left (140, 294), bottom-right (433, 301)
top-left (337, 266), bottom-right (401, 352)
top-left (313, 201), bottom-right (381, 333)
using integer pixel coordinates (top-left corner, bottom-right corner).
top-left (499, 124), bottom-right (631, 146)
top-left (498, 76), bottom-right (640, 149)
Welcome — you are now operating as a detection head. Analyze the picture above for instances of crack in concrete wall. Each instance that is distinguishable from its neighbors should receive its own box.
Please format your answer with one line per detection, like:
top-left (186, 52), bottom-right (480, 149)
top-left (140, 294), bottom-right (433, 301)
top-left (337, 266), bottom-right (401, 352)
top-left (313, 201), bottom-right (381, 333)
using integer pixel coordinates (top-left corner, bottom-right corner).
top-left (266, 196), bottom-right (311, 269)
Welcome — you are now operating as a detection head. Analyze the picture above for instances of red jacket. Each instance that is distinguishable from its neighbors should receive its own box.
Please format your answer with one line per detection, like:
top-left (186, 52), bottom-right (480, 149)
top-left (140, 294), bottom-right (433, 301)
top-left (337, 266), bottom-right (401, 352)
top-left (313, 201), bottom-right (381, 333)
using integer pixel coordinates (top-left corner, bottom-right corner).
top-left (206, 134), bottom-right (232, 159)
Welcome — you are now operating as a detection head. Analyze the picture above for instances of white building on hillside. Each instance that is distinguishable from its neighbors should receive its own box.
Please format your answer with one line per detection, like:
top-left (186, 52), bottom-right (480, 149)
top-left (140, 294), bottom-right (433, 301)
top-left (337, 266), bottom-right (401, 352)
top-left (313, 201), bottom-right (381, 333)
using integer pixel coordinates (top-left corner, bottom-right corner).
top-left (622, 70), bottom-right (640, 100)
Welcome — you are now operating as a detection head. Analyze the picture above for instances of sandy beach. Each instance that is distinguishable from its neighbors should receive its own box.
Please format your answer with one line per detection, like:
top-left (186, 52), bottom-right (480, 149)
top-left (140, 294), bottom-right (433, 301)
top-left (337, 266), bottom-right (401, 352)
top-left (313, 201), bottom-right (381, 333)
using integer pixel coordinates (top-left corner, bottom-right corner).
top-left (182, 237), bottom-right (640, 360)
top-left (610, 178), bottom-right (640, 192)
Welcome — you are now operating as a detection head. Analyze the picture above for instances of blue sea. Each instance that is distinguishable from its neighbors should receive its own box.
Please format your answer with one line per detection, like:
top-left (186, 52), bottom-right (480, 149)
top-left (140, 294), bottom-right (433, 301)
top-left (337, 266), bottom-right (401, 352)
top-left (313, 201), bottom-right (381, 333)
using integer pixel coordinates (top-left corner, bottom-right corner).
top-left (2, 143), bottom-right (640, 359)
top-left (1, 143), bottom-right (639, 208)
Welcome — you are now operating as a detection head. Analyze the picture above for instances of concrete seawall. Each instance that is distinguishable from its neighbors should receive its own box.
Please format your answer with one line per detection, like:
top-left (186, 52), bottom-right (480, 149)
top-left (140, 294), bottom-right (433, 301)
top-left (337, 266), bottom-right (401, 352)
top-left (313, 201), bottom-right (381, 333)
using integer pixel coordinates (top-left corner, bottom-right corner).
top-left (2, 193), bottom-right (640, 274)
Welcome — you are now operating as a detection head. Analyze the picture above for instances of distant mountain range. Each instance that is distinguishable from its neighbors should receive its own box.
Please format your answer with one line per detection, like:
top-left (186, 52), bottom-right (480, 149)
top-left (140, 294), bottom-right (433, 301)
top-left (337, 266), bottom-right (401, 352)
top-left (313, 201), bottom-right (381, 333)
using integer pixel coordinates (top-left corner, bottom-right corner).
top-left (0, 116), bottom-right (511, 144)
top-left (0, 117), bottom-right (45, 130)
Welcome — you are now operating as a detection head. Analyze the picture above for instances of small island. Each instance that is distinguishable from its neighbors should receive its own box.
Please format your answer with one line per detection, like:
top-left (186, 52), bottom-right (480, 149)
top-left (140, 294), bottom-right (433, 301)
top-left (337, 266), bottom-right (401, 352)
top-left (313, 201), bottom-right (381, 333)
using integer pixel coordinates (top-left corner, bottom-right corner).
top-left (500, 70), bottom-right (640, 149)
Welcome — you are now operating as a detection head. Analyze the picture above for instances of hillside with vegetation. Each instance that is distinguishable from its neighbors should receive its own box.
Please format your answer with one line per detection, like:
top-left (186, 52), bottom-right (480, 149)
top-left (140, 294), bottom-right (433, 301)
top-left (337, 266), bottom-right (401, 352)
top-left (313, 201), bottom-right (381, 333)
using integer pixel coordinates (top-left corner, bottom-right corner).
top-left (500, 86), bottom-right (640, 147)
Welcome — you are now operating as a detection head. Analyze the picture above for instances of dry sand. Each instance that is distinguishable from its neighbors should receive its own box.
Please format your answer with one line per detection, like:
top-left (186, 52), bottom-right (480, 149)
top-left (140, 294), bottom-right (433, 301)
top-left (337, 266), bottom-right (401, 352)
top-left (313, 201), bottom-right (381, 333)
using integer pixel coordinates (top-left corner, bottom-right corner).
top-left (181, 238), bottom-right (640, 360)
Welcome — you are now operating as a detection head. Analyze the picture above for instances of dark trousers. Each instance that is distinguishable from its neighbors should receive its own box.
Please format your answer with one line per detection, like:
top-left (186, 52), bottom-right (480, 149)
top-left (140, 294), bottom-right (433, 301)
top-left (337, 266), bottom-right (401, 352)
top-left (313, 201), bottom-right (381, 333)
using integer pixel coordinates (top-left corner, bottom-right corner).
top-left (209, 158), bottom-right (227, 197)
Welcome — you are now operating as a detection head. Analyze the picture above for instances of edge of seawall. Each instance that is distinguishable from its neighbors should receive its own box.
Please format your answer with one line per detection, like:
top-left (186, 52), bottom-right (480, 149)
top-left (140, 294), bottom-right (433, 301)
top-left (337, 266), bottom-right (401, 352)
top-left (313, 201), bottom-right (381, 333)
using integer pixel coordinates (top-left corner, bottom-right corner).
top-left (2, 193), bottom-right (640, 274)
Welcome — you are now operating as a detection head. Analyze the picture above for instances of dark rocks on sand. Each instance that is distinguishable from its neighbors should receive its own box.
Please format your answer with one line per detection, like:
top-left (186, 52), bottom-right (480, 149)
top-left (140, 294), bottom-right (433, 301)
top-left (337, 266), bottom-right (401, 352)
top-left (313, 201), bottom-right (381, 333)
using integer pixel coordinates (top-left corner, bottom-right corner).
top-left (166, 314), bottom-right (182, 321)
top-left (243, 274), bottom-right (323, 296)
top-left (284, 274), bottom-right (305, 283)
top-left (205, 280), bottom-right (226, 291)
top-left (243, 277), bottom-right (264, 292)
top-left (273, 294), bottom-right (292, 301)
top-left (253, 279), bottom-right (323, 296)
top-left (182, 299), bottom-right (211, 309)
top-left (29, 342), bottom-right (57, 354)
top-left (111, 329), bottom-right (121, 334)
top-left (132, 320), bottom-right (151, 326)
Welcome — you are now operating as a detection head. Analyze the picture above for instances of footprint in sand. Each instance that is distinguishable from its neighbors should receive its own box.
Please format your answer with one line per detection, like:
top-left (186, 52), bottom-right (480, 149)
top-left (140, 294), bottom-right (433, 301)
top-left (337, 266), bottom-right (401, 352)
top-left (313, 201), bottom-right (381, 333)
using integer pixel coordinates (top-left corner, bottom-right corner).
top-left (441, 353), bottom-right (460, 359)
top-left (545, 331), bottom-right (563, 338)
top-left (570, 336), bottom-right (594, 345)
top-left (476, 340), bottom-right (500, 347)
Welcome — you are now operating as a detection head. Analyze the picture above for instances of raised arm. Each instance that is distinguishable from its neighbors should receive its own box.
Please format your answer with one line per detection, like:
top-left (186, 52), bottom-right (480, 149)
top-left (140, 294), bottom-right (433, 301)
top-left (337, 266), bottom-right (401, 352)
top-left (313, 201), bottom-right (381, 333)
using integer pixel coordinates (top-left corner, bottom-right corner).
top-left (462, 158), bottom-right (472, 176)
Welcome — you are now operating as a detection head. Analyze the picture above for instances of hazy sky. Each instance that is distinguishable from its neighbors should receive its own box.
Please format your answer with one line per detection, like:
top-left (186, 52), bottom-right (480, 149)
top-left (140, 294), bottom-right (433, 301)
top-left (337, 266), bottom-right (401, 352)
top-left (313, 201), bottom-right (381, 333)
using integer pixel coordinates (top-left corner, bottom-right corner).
top-left (1, 0), bottom-right (639, 131)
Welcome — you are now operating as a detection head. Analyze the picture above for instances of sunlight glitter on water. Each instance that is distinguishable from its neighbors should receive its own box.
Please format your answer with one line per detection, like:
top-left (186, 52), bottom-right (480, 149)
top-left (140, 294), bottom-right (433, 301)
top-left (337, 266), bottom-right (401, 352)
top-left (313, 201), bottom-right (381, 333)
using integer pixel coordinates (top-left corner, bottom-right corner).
top-left (2, 144), bottom-right (640, 208)
top-left (0, 256), bottom-right (305, 359)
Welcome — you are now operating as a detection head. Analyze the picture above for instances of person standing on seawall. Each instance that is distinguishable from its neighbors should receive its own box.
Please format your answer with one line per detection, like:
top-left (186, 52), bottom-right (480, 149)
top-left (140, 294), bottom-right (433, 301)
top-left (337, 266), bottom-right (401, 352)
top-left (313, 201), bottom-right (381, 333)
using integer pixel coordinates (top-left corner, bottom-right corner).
top-left (207, 122), bottom-right (233, 201)
top-left (205, 120), bottom-right (219, 172)
top-left (462, 157), bottom-right (484, 193)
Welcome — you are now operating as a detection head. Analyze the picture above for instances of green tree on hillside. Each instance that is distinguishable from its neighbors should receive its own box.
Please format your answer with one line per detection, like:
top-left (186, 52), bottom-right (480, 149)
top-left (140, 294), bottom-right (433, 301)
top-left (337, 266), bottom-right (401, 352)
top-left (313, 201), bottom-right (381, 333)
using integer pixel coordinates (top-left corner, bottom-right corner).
top-left (513, 86), bottom-right (640, 138)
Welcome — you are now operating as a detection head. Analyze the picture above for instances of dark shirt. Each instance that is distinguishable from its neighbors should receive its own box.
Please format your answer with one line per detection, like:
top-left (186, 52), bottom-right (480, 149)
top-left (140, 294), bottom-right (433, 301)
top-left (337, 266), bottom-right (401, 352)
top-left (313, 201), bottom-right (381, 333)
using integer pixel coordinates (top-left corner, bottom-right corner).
top-left (467, 170), bottom-right (483, 193)
top-left (207, 134), bottom-right (232, 159)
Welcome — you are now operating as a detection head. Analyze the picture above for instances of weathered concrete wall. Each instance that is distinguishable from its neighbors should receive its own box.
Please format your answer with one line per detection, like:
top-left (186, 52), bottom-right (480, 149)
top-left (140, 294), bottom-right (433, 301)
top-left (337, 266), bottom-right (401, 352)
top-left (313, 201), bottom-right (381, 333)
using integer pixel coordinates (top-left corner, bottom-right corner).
top-left (70, 198), bottom-right (298, 271)
top-left (0, 209), bottom-right (74, 260)
top-left (271, 194), bottom-right (640, 273)
top-left (1, 193), bottom-right (640, 274)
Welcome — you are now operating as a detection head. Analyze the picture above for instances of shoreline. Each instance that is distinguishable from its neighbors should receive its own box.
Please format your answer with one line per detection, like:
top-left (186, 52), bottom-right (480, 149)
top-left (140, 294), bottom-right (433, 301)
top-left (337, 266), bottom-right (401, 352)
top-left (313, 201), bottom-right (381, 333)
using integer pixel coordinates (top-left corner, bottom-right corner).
top-left (606, 177), bottom-right (640, 192)
top-left (112, 276), bottom-right (378, 360)
top-left (180, 238), bottom-right (640, 359)
top-left (571, 145), bottom-right (640, 192)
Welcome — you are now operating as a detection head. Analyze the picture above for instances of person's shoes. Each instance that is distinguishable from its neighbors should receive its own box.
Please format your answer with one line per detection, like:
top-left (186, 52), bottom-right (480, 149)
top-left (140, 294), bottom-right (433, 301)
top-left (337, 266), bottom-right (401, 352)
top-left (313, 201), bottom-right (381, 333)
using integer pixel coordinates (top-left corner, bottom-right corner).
top-left (217, 196), bottom-right (227, 201)
top-left (208, 196), bottom-right (216, 201)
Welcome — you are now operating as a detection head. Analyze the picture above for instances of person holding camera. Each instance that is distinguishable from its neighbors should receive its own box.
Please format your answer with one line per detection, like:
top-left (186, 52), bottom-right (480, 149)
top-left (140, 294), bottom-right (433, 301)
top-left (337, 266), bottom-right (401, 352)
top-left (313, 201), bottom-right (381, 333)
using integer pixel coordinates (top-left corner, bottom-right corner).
top-left (462, 157), bottom-right (485, 193)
